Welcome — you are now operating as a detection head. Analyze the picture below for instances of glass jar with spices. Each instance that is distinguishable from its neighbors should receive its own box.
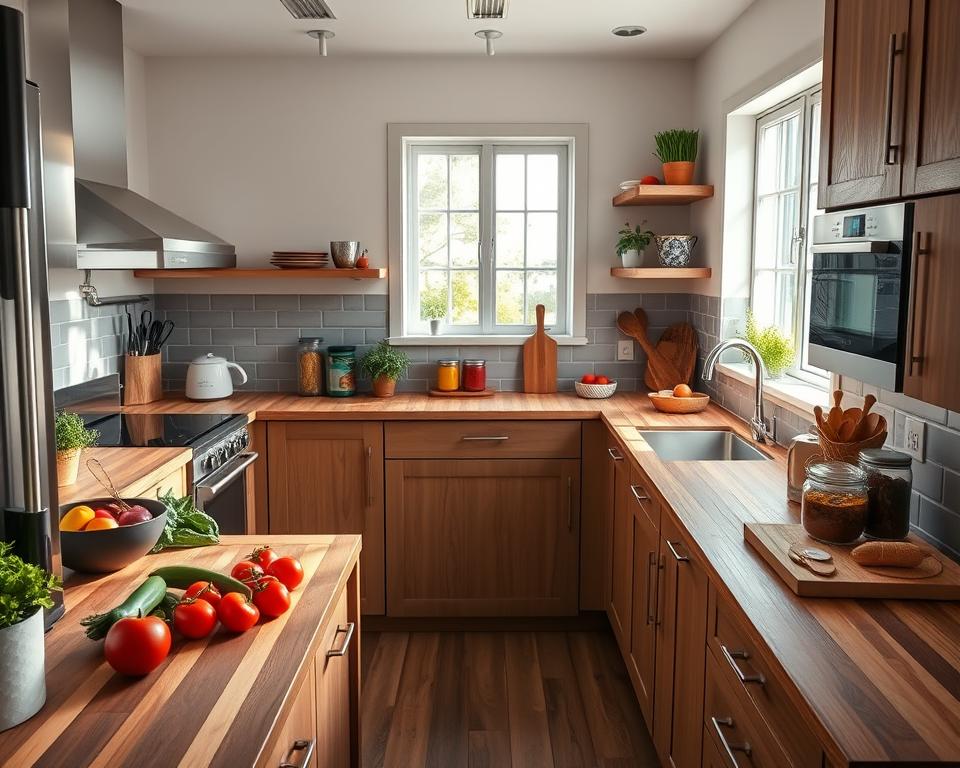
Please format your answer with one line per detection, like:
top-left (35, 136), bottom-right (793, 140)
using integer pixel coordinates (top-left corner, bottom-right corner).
top-left (858, 448), bottom-right (913, 540)
top-left (436, 360), bottom-right (460, 392)
top-left (462, 360), bottom-right (486, 392)
top-left (326, 346), bottom-right (356, 397)
top-left (801, 462), bottom-right (869, 545)
top-left (297, 337), bottom-right (323, 396)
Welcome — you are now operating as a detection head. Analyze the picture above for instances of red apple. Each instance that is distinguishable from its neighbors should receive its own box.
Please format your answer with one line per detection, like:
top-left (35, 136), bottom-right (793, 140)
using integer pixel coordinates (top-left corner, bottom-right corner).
top-left (640, 175), bottom-right (660, 185)
top-left (581, 374), bottom-right (597, 384)
top-left (595, 375), bottom-right (611, 385)
top-left (118, 505), bottom-right (153, 526)
top-left (93, 508), bottom-right (116, 520)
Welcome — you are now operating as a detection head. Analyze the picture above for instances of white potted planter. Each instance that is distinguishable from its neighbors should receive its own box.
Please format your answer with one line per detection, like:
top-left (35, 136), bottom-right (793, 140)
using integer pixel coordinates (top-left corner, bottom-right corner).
top-left (429, 319), bottom-right (443, 336)
top-left (0, 606), bottom-right (46, 731)
top-left (620, 249), bottom-right (644, 268)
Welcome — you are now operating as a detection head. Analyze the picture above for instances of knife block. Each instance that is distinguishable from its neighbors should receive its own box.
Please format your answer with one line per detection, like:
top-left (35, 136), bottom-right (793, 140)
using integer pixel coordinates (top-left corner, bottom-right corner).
top-left (124, 353), bottom-right (163, 405)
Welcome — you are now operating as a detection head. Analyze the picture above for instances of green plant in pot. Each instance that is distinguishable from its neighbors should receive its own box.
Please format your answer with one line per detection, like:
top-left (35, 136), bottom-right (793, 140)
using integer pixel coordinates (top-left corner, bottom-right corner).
top-left (54, 411), bottom-right (98, 488)
top-left (741, 311), bottom-right (795, 378)
top-left (360, 340), bottom-right (410, 397)
top-left (420, 288), bottom-right (447, 336)
top-left (653, 128), bottom-right (699, 185)
top-left (616, 221), bottom-right (654, 268)
top-left (0, 541), bottom-right (61, 730)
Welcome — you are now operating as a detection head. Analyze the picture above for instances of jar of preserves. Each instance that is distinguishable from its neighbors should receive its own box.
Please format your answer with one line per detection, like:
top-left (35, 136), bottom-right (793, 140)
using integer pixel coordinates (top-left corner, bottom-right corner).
top-left (858, 448), bottom-right (913, 540)
top-left (801, 462), bottom-right (869, 544)
top-left (436, 360), bottom-right (460, 392)
top-left (297, 337), bottom-right (323, 396)
top-left (462, 360), bottom-right (486, 392)
top-left (326, 346), bottom-right (356, 397)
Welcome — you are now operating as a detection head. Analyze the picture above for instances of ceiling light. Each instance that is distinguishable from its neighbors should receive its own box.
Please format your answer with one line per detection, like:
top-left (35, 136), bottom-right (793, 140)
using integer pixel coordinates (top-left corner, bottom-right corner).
top-left (307, 29), bottom-right (335, 56)
top-left (612, 26), bottom-right (647, 37)
top-left (475, 30), bottom-right (502, 56)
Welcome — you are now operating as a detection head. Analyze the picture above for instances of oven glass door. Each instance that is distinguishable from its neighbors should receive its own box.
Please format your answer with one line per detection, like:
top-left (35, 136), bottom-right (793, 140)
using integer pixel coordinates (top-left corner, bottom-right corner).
top-left (196, 452), bottom-right (258, 535)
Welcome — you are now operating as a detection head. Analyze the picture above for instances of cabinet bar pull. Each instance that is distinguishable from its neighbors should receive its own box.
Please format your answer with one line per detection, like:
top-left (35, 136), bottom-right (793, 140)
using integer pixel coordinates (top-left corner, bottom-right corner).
top-left (666, 539), bottom-right (689, 563)
top-left (461, 435), bottom-right (510, 441)
top-left (567, 475), bottom-right (573, 530)
top-left (607, 447), bottom-right (624, 461)
top-left (645, 551), bottom-right (656, 625)
top-left (711, 716), bottom-right (752, 767)
top-left (280, 738), bottom-right (316, 768)
top-left (326, 622), bottom-right (356, 658)
top-left (909, 231), bottom-right (929, 375)
top-left (654, 554), bottom-right (665, 626)
top-left (365, 445), bottom-right (374, 505)
top-left (882, 32), bottom-right (904, 165)
top-left (630, 484), bottom-right (650, 504)
top-left (720, 644), bottom-right (766, 685)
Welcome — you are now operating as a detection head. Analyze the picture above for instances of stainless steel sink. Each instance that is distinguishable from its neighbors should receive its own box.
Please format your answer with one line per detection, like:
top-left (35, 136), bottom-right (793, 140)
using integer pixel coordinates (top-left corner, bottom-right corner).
top-left (636, 430), bottom-right (769, 462)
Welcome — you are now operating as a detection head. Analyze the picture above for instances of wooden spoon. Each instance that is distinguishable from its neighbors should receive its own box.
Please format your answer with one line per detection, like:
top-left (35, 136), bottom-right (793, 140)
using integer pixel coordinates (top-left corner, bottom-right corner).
top-left (851, 394), bottom-right (877, 441)
top-left (788, 544), bottom-right (837, 577)
top-left (616, 311), bottom-right (684, 388)
top-left (838, 409), bottom-right (861, 442)
top-left (827, 390), bottom-right (845, 437)
top-left (814, 405), bottom-right (838, 442)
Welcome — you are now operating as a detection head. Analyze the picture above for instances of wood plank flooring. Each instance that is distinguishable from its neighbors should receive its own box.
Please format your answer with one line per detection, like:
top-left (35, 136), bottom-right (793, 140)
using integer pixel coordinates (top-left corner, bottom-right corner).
top-left (360, 630), bottom-right (658, 768)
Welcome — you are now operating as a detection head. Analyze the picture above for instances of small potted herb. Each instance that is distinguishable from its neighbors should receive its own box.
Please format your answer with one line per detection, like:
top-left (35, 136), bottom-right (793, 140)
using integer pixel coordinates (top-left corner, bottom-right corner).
top-left (0, 542), bottom-right (61, 730)
top-left (360, 340), bottom-right (410, 397)
top-left (420, 289), bottom-right (447, 336)
top-left (616, 221), bottom-right (654, 268)
top-left (653, 128), bottom-right (699, 185)
top-left (54, 411), bottom-right (98, 487)
top-left (741, 310), bottom-right (795, 378)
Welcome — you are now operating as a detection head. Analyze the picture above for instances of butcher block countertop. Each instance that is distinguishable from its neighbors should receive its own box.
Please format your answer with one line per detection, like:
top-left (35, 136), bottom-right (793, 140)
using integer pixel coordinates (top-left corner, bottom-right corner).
top-left (0, 535), bottom-right (360, 768)
top-left (58, 446), bottom-right (191, 507)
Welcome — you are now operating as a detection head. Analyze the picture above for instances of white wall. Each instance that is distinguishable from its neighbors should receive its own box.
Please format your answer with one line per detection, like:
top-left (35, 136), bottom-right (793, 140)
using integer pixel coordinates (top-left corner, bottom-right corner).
top-left (144, 55), bottom-right (696, 294)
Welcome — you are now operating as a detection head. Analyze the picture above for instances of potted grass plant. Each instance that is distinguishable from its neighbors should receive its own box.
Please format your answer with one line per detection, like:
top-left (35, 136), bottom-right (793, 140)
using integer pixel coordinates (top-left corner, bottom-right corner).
top-left (653, 129), bottom-right (699, 185)
top-left (616, 221), bottom-right (655, 268)
top-left (54, 411), bottom-right (98, 487)
top-left (0, 542), bottom-right (61, 731)
top-left (360, 340), bottom-right (410, 397)
top-left (420, 290), bottom-right (447, 336)
top-left (741, 311), bottom-right (796, 378)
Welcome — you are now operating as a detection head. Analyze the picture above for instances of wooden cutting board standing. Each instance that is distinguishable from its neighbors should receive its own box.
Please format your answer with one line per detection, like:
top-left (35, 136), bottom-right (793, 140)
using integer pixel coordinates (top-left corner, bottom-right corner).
top-left (523, 304), bottom-right (558, 393)
top-left (616, 308), bottom-right (698, 391)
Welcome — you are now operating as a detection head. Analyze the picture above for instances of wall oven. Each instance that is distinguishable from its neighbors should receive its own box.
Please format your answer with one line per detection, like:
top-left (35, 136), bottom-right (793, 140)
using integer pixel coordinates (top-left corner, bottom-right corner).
top-left (809, 202), bottom-right (914, 391)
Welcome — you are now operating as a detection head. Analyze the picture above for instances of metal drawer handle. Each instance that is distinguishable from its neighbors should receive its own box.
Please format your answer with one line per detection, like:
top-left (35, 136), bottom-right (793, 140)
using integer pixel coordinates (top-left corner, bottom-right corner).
top-left (461, 435), bottom-right (510, 441)
top-left (607, 447), bottom-right (624, 461)
top-left (711, 716), bottom-right (752, 768)
top-left (567, 475), bottom-right (573, 531)
top-left (654, 554), bottom-right (665, 626)
top-left (720, 644), bottom-right (766, 685)
top-left (280, 738), bottom-right (316, 768)
top-left (909, 230), bottom-right (929, 375)
top-left (645, 551), bottom-right (656, 625)
top-left (326, 622), bottom-right (356, 658)
top-left (630, 484), bottom-right (650, 504)
top-left (882, 32), bottom-right (904, 165)
top-left (666, 539), bottom-right (689, 563)
top-left (365, 445), bottom-right (374, 505)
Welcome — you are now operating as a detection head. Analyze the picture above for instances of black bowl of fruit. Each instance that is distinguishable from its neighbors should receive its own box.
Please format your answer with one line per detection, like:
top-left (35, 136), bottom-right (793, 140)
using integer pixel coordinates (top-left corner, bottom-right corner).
top-left (59, 498), bottom-right (167, 574)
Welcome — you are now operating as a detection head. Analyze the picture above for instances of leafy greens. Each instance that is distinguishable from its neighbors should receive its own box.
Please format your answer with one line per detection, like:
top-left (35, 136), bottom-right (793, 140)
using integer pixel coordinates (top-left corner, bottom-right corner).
top-left (151, 491), bottom-right (220, 553)
top-left (0, 541), bottom-right (61, 629)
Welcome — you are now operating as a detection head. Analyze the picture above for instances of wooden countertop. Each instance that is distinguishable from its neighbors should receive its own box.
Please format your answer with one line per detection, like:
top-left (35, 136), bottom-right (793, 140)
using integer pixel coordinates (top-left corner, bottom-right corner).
top-left (0, 534), bottom-right (361, 768)
top-left (58, 446), bottom-right (192, 507)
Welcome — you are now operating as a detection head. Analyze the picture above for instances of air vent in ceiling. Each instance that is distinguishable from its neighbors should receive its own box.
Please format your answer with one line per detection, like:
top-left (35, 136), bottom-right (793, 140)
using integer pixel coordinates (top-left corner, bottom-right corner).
top-left (467, 0), bottom-right (509, 20)
top-left (279, 0), bottom-right (336, 20)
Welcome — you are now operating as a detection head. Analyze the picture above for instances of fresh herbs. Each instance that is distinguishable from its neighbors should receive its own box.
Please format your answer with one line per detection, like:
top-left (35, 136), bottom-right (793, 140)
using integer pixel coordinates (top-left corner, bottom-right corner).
top-left (0, 541), bottom-right (61, 629)
top-left (420, 289), bottom-right (447, 321)
top-left (616, 221), bottom-right (655, 255)
top-left (741, 310), bottom-right (795, 377)
top-left (151, 491), bottom-right (220, 553)
top-left (653, 129), bottom-right (699, 163)
top-left (360, 340), bottom-right (410, 382)
top-left (54, 410), bottom-right (98, 453)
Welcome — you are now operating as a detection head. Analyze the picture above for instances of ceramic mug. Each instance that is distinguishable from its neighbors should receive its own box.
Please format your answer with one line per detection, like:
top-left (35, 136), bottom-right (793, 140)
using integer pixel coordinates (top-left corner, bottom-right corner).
top-left (655, 234), bottom-right (698, 267)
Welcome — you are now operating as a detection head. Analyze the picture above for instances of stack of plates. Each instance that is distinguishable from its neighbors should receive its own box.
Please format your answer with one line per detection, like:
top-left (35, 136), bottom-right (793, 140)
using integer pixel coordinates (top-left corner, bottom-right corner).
top-left (270, 251), bottom-right (330, 269)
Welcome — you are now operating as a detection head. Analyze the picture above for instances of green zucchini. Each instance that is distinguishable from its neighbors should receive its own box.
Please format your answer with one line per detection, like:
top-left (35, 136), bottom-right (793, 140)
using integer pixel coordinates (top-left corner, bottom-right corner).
top-left (148, 565), bottom-right (252, 600)
top-left (80, 575), bottom-right (168, 640)
top-left (152, 591), bottom-right (181, 623)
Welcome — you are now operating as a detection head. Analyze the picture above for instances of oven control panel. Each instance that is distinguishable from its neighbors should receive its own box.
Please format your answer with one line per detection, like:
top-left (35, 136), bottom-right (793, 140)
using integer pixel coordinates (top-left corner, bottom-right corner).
top-left (197, 426), bottom-right (249, 475)
top-left (812, 201), bottom-right (909, 244)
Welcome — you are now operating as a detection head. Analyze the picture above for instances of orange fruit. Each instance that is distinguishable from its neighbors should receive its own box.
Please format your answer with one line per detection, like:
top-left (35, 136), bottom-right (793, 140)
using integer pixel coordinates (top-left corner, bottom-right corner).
top-left (672, 383), bottom-right (693, 398)
top-left (60, 505), bottom-right (95, 531)
top-left (84, 517), bottom-right (119, 531)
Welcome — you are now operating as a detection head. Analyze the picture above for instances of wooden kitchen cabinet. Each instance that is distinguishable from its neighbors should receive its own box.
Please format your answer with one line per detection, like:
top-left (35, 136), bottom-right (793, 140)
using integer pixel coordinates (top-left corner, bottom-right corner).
top-left (607, 452), bottom-right (634, 655)
top-left (313, 588), bottom-right (355, 768)
top-left (267, 422), bottom-right (385, 614)
top-left (257, 665), bottom-right (318, 768)
top-left (385, 458), bottom-right (580, 616)
top-left (580, 421), bottom-right (617, 611)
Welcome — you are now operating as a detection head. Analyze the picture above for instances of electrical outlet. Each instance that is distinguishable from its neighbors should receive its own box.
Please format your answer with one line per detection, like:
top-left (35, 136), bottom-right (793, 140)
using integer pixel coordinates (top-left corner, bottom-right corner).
top-left (902, 416), bottom-right (926, 461)
top-left (617, 340), bottom-right (635, 361)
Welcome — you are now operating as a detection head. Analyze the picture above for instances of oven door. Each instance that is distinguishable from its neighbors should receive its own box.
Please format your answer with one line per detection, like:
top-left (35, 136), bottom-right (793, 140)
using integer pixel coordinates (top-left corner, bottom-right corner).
top-left (195, 452), bottom-right (258, 535)
top-left (808, 241), bottom-right (910, 391)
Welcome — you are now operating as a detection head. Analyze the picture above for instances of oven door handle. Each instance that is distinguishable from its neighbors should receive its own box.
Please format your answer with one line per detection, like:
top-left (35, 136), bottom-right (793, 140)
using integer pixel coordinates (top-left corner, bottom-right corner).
top-left (810, 241), bottom-right (893, 254)
top-left (196, 452), bottom-right (259, 502)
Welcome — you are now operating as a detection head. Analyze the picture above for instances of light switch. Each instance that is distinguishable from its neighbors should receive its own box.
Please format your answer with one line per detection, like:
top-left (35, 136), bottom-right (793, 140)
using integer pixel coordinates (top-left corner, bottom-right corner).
top-left (617, 340), bottom-right (635, 361)
top-left (902, 416), bottom-right (926, 462)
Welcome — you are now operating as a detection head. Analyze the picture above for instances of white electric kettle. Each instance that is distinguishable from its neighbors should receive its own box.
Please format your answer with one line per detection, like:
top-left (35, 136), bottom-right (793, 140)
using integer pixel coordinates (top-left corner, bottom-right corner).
top-left (185, 353), bottom-right (248, 400)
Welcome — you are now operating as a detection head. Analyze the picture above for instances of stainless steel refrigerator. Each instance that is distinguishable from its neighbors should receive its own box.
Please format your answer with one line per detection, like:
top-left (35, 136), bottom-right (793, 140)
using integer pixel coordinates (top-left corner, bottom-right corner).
top-left (1, 7), bottom-right (64, 628)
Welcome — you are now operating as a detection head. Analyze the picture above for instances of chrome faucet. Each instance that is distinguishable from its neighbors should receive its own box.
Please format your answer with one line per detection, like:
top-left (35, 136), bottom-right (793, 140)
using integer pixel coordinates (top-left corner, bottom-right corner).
top-left (702, 339), bottom-right (775, 444)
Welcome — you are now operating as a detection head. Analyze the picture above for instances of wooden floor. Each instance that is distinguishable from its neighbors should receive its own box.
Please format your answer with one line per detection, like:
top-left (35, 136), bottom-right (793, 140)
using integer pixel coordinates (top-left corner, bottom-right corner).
top-left (360, 630), bottom-right (658, 768)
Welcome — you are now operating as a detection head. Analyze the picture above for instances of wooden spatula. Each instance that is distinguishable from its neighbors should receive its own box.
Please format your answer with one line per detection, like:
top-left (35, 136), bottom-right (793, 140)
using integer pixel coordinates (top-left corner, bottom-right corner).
top-left (616, 311), bottom-right (684, 390)
top-left (522, 304), bottom-right (557, 394)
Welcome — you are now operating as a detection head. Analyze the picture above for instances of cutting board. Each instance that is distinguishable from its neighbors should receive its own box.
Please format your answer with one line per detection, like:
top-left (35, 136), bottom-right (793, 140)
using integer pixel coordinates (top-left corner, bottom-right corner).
top-left (653, 321), bottom-right (698, 390)
top-left (744, 523), bottom-right (960, 600)
top-left (523, 304), bottom-right (557, 394)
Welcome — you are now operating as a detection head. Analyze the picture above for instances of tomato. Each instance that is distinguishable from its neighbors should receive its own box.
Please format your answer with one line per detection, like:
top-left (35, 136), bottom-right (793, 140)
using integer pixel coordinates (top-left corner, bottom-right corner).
top-left (639, 175), bottom-right (660, 185)
top-left (248, 545), bottom-right (280, 571)
top-left (581, 374), bottom-right (597, 384)
top-left (251, 579), bottom-right (291, 618)
top-left (218, 592), bottom-right (260, 632)
top-left (267, 556), bottom-right (304, 591)
top-left (183, 580), bottom-right (221, 610)
top-left (173, 598), bottom-right (218, 639)
top-left (595, 375), bottom-right (611, 385)
top-left (245, 574), bottom-right (278, 589)
top-left (230, 560), bottom-right (263, 582)
top-left (104, 616), bottom-right (171, 676)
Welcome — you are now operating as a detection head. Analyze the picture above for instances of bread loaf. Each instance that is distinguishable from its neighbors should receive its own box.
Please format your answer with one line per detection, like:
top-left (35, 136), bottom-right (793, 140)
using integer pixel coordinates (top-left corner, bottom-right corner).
top-left (851, 541), bottom-right (925, 568)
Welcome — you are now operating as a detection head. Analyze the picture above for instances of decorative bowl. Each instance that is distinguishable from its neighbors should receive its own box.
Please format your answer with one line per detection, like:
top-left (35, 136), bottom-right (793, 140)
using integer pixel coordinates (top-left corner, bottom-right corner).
top-left (648, 391), bottom-right (710, 413)
top-left (575, 381), bottom-right (618, 399)
top-left (59, 498), bottom-right (167, 574)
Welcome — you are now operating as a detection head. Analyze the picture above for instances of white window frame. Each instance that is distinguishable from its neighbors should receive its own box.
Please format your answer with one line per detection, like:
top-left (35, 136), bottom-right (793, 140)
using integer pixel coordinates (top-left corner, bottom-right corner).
top-left (387, 123), bottom-right (589, 345)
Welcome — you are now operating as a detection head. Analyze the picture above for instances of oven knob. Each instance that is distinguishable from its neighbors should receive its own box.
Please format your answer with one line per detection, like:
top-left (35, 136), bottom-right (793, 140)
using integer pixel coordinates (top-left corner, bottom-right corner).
top-left (240, 432), bottom-right (249, 448)
top-left (205, 454), bottom-right (218, 470)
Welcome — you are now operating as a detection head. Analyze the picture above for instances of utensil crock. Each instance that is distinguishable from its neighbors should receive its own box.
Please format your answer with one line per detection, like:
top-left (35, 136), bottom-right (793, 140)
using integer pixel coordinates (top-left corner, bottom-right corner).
top-left (655, 234), bottom-right (699, 267)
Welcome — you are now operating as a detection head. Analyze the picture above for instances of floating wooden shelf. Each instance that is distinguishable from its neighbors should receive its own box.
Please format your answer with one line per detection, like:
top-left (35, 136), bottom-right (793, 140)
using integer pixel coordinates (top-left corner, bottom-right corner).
top-left (134, 267), bottom-right (387, 280)
top-left (612, 184), bottom-right (714, 206)
top-left (610, 267), bottom-right (712, 279)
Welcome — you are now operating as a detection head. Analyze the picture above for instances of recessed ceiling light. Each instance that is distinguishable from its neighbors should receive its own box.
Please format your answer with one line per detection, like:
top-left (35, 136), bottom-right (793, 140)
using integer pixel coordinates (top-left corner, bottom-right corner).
top-left (612, 26), bottom-right (647, 37)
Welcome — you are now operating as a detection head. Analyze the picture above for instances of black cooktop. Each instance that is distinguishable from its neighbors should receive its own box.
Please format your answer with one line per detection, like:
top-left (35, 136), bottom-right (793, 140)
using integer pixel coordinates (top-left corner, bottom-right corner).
top-left (79, 412), bottom-right (245, 449)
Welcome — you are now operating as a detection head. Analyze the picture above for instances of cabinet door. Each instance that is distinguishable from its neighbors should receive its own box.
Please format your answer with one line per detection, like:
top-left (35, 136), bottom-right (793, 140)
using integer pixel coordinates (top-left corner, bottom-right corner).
top-left (903, 194), bottom-right (960, 411)
top-left (267, 422), bottom-right (385, 614)
top-left (902, 0), bottom-right (960, 195)
top-left (258, 665), bottom-right (317, 768)
top-left (652, 515), bottom-right (709, 768)
top-left (385, 458), bottom-right (580, 616)
top-left (580, 422), bottom-right (617, 611)
top-left (315, 588), bottom-right (355, 768)
top-left (819, 0), bottom-right (911, 208)
top-left (607, 455), bottom-right (634, 655)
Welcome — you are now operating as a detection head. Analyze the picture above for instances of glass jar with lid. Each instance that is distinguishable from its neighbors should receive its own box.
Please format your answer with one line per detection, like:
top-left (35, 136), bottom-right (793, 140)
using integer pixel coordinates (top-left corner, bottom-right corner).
top-left (462, 360), bottom-right (486, 392)
top-left (801, 462), bottom-right (869, 544)
top-left (326, 346), bottom-right (356, 397)
top-left (297, 337), bottom-right (323, 396)
top-left (858, 448), bottom-right (913, 540)
top-left (436, 360), bottom-right (460, 392)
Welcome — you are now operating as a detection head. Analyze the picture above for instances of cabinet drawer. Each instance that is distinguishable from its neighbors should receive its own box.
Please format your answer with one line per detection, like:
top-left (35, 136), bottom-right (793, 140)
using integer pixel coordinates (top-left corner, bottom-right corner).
top-left (629, 463), bottom-right (660, 530)
top-left (136, 466), bottom-right (187, 502)
top-left (385, 420), bottom-right (581, 459)
top-left (709, 595), bottom-right (820, 768)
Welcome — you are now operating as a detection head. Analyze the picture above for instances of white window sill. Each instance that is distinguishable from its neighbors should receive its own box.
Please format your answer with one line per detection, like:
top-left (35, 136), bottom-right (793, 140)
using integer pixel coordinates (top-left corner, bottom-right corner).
top-left (387, 335), bottom-right (589, 346)
top-left (714, 362), bottom-right (828, 419)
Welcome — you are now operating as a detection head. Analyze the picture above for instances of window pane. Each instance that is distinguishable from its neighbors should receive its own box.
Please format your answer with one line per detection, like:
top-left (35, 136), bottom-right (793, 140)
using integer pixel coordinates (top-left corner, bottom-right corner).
top-left (450, 212), bottom-right (479, 267)
top-left (496, 154), bottom-right (525, 210)
top-left (527, 154), bottom-right (558, 210)
top-left (418, 212), bottom-right (447, 267)
top-left (526, 212), bottom-right (558, 268)
top-left (778, 191), bottom-right (799, 267)
top-left (450, 154), bottom-right (479, 210)
top-left (757, 124), bottom-right (779, 195)
top-left (754, 196), bottom-right (777, 269)
top-left (525, 271), bottom-right (557, 325)
top-left (752, 271), bottom-right (776, 328)
top-left (417, 154), bottom-right (447, 210)
top-left (496, 212), bottom-right (524, 268)
top-left (419, 270), bottom-right (448, 322)
top-left (451, 270), bottom-right (479, 324)
top-left (776, 271), bottom-right (796, 337)
top-left (809, 102), bottom-right (821, 176)
top-left (780, 114), bottom-right (801, 188)
top-left (496, 270), bottom-right (524, 325)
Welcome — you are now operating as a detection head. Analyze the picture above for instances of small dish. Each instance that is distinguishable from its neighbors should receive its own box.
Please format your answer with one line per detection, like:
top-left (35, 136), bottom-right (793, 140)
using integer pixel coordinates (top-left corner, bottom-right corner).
top-left (575, 381), bottom-right (617, 399)
top-left (648, 391), bottom-right (710, 414)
